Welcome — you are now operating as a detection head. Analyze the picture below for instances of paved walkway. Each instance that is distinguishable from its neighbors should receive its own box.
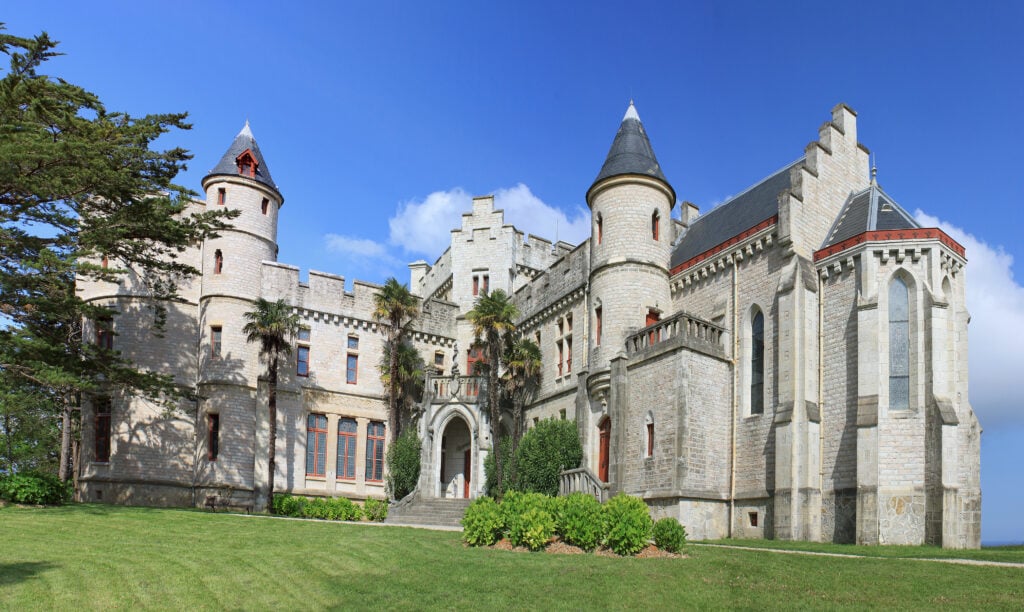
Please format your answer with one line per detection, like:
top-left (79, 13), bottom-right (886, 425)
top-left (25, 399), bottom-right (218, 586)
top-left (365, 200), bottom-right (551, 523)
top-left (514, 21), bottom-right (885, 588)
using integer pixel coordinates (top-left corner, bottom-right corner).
top-left (693, 543), bottom-right (1024, 569)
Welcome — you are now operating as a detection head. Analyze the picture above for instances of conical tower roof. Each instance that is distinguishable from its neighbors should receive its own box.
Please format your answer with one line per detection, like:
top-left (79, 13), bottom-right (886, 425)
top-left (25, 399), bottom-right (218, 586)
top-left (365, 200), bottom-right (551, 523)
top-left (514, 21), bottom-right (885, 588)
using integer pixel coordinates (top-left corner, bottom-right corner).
top-left (588, 101), bottom-right (673, 202)
top-left (205, 121), bottom-right (281, 198)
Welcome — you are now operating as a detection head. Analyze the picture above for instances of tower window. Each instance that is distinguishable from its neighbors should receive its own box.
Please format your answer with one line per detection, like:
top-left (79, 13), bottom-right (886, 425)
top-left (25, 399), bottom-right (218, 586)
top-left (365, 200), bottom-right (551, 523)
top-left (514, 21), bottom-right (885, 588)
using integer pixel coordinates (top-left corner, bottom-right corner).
top-left (207, 414), bottom-right (220, 461)
top-left (645, 413), bottom-right (654, 458)
top-left (889, 276), bottom-right (910, 410)
top-left (94, 397), bottom-right (111, 463)
top-left (214, 250), bottom-right (223, 275)
top-left (236, 150), bottom-right (258, 178)
top-left (217, 188), bottom-right (226, 205)
top-left (595, 306), bottom-right (602, 346)
top-left (261, 197), bottom-right (269, 215)
top-left (596, 214), bottom-right (603, 244)
top-left (750, 310), bottom-right (765, 415)
top-left (652, 210), bottom-right (660, 241)
top-left (472, 275), bottom-right (479, 296)
top-left (210, 326), bottom-right (222, 359)
top-left (96, 317), bottom-right (114, 350)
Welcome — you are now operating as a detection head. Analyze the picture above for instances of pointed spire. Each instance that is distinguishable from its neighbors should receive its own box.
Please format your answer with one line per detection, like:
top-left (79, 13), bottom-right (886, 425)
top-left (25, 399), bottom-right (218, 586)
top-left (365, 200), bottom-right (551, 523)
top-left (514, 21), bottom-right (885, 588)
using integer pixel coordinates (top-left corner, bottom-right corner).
top-left (204, 121), bottom-right (280, 197)
top-left (589, 101), bottom-right (673, 200)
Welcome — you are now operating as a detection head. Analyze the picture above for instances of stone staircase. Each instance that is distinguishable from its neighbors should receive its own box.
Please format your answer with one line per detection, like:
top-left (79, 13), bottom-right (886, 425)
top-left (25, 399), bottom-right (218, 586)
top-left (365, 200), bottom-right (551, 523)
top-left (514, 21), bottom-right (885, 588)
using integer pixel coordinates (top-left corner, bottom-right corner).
top-left (385, 496), bottom-right (471, 528)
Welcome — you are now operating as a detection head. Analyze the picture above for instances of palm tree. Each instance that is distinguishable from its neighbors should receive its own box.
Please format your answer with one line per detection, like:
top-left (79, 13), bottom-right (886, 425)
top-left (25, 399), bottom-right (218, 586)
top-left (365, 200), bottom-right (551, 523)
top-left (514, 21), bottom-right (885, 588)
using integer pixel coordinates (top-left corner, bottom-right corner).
top-left (378, 338), bottom-right (426, 433)
top-left (502, 336), bottom-right (542, 459)
top-left (466, 289), bottom-right (518, 494)
top-left (372, 278), bottom-right (419, 444)
top-left (243, 298), bottom-right (299, 513)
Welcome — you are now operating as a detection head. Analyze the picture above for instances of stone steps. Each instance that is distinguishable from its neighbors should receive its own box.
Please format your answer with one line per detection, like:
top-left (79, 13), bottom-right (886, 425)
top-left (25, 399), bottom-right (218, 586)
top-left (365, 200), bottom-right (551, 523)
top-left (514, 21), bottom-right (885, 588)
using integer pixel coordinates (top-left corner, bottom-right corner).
top-left (385, 497), bottom-right (471, 528)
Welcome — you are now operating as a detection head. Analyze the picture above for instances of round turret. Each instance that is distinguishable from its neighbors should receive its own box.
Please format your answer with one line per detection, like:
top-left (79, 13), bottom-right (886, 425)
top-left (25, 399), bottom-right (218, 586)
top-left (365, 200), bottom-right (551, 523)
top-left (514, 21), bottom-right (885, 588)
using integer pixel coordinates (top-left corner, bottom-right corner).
top-left (587, 102), bottom-right (675, 367)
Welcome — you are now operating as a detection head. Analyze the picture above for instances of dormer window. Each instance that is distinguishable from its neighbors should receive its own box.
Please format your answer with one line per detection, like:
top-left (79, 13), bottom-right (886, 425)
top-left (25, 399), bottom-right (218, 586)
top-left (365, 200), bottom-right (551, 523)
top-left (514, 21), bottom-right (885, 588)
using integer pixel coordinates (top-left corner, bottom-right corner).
top-left (236, 150), bottom-right (258, 178)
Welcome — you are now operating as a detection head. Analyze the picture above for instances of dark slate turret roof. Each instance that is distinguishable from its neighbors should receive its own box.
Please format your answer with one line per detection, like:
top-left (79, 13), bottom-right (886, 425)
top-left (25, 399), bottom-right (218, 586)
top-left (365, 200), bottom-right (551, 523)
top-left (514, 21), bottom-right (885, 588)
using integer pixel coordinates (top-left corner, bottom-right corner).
top-left (821, 177), bottom-right (919, 249)
top-left (589, 102), bottom-right (673, 200)
top-left (670, 159), bottom-right (801, 270)
top-left (205, 121), bottom-right (280, 197)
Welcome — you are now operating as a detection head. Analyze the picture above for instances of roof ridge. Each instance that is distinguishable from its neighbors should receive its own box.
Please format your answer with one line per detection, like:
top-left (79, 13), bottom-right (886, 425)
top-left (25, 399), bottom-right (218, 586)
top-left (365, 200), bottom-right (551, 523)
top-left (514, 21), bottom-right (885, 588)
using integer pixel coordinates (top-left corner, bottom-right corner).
top-left (688, 157), bottom-right (804, 229)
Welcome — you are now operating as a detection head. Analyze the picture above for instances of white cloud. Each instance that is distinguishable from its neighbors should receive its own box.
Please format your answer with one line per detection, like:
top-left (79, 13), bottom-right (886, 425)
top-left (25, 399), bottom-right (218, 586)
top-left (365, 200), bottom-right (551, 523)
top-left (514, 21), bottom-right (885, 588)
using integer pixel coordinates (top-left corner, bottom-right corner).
top-left (915, 211), bottom-right (1024, 428)
top-left (324, 234), bottom-right (404, 279)
top-left (387, 184), bottom-right (590, 256)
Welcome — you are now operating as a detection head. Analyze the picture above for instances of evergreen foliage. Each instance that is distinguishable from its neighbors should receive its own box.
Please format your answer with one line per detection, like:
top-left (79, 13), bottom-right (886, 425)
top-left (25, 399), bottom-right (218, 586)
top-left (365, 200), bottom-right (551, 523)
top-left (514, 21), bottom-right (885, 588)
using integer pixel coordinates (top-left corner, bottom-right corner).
top-left (511, 418), bottom-right (582, 496)
top-left (652, 517), bottom-right (687, 552)
top-left (0, 471), bottom-right (71, 505)
top-left (0, 25), bottom-right (236, 482)
top-left (602, 493), bottom-right (653, 556)
top-left (363, 498), bottom-right (388, 522)
top-left (372, 278), bottom-right (419, 444)
top-left (378, 339), bottom-right (425, 438)
top-left (558, 492), bottom-right (605, 551)
top-left (385, 429), bottom-right (421, 501)
top-left (460, 496), bottom-right (504, 546)
top-left (483, 436), bottom-right (513, 497)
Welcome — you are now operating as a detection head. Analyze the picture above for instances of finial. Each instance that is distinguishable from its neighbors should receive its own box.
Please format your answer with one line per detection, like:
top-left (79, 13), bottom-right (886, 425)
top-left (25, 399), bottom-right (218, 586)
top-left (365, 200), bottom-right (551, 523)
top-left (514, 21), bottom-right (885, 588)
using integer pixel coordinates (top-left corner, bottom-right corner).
top-left (238, 119), bottom-right (254, 140)
top-left (623, 100), bottom-right (640, 122)
top-left (870, 154), bottom-right (878, 187)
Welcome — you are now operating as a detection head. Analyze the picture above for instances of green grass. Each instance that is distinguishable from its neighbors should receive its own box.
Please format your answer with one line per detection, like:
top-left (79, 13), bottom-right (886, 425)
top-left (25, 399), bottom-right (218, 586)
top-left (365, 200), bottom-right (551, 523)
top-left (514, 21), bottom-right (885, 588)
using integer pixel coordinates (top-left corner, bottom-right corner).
top-left (704, 538), bottom-right (1024, 564)
top-left (0, 504), bottom-right (1021, 610)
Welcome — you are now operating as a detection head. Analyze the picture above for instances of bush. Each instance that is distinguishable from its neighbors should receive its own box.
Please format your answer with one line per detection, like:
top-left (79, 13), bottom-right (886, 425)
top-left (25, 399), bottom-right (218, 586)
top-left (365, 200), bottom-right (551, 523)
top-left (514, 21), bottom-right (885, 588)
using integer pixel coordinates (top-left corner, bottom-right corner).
top-left (272, 494), bottom-right (306, 517)
top-left (652, 517), bottom-right (686, 553)
top-left (602, 493), bottom-right (652, 556)
top-left (483, 436), bottom-right (514, 497)
top-left (0, 472), bottom-right (71, 505)
top-left (330, 496), bottom-right (362, 521)
top-left (301, 497), bottom-right (331, 520)
top-left (512, 418), bottom-right (582, 496)
top-left (386, 430), bottom-right (421, 501)
top-left (514, 507), bottom-right (555, 551)
top-left (363, 498), bottom-right (388, 522)
top-left (558, 492), bottom-right (605, 551)
top-left (461, 497), bottom-right (504, 546)
top-left (544, 494), bottom-right (567, 534)
top-left (500, 490), bottom-right (549, 544)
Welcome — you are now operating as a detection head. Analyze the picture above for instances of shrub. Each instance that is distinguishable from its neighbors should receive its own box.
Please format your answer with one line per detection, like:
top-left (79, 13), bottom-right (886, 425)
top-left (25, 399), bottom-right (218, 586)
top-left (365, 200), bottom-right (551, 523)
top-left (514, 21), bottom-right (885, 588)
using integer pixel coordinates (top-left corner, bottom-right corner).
top-left (514, 507), bottom-right (555, 551)
top-left (483, 436), bottom-right (514, 497)
top-left (461, 497), bottom-right (504, 546)
top-left (512, 418), bottom-right (582, 496)
top-left (652, 517), bottom-right (686, 553)
top-left (386, 430), bottom-right (421, 501)
top-left (330, 496), bottom-right (363, 521)
top-left (602, 493), bottom-right (652, 556)
top-left (302, 497), bottom-right (331, 520)
top-left (558, 492), bottom-right (604, 551)
top-left (500, 490), bottom-right (549, 544)
top-left (544, 494), bottom-right (568, 534)
top-left (363, 498), bottom-right (388, 522)
top-left (273, 494), bottom-right (307, 517)
top-left (0, 472), bottom-right (71, 505)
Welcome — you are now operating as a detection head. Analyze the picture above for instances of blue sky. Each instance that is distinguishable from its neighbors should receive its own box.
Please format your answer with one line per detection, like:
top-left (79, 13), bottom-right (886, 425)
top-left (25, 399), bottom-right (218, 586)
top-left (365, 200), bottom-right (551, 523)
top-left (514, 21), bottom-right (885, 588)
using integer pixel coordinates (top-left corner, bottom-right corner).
top-left (5, 1), bottom-right (1021, 544)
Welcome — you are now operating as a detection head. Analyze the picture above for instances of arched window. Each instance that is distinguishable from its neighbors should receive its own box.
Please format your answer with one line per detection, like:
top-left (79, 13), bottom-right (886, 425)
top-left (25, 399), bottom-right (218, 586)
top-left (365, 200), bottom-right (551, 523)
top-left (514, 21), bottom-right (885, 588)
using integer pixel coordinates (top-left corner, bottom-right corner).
top-left (596, 213), bottom-right (603, 244)
top-left (214, 250), bottom-right (223, 274)
top-left (889, 276), bottom-right (910, 410)
top-left (652, 210), bottom-right (660, 241)
top-left (750, 310), bottom-right (764, 415)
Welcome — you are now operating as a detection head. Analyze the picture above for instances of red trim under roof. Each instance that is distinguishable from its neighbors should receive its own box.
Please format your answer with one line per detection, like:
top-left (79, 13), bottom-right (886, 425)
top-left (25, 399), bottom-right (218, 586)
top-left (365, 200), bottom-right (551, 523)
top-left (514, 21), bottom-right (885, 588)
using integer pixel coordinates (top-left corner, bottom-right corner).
top-left (670, 216), bottom-right (778, 276)
top-left (814, 228), bottom-right (966, 262)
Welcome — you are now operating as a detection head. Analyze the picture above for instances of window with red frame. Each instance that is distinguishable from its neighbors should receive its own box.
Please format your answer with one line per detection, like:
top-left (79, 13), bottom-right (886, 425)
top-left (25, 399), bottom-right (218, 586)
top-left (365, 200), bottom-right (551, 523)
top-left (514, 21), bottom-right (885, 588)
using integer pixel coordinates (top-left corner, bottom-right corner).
top-left (472, 275), bottom-right (479, 296)
top-left (481, 274), bottom-right (489, 294)
top-left (566, 337), bottom-right (572, 373)
top-left (210, 326), bottom-right (222, 359)
top-left (652, 210), bottom-right (660, 241)
top-left (595, 307), bottom-right (602, 346)
top-left (336, 418), bottom-right (357, 480)
top-left (365, 421), bottom-right (386, 481)
top-left (96, 318), bottom-right (114, 350)
top-left (214, 249), bottom-right (223, 274)
top-left (207, 414), bottom-right (220, 461)
top-left (557, 340), bottom-right (563, 376)
top-left (305, 414), bottom-right (327, 477)
top-left (217, 188), bottom-right (226, 205)
top-left (596, 214), bottom-right (603, 244)
top-left (95, 398), bottom-right (111, 462)
top-left (646, 420), bottom-right (654, 457)
top-left (236, 150), bottom-right (258, 178)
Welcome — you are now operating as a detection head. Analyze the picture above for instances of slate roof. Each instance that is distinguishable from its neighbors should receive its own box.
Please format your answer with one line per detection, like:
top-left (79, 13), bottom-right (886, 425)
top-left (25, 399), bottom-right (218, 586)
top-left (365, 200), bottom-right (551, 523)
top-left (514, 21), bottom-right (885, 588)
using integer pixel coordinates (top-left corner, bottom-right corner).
top-left (821, 180), bottom-right (919, 249)
top-left (589, 102), bottom-right (673, 199)
top-left (205, 121), bottom-right (280, 197)
top-left (670, 159), bottom-right (801, 270)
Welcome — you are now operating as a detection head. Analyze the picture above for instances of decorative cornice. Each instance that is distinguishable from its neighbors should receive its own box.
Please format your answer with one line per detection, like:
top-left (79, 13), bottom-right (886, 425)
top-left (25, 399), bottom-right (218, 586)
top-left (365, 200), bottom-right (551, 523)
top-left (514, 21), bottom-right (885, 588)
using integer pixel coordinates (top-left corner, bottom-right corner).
top-left (814, 228), bottom-right (965, 262)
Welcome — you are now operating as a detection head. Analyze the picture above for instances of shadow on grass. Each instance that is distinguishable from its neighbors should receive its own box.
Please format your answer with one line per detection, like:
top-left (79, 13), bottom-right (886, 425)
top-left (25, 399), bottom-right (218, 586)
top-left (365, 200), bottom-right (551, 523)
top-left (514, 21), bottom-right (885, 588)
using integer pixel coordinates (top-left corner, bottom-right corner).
top-left (0, 561), bottom-right (57, 586)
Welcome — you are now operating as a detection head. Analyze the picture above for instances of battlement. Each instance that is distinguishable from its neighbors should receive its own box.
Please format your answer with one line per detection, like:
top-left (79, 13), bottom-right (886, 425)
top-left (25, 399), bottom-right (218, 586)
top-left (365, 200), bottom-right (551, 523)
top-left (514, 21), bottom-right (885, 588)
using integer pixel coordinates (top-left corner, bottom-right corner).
top-left (260, 261), bottom-right (381, 317)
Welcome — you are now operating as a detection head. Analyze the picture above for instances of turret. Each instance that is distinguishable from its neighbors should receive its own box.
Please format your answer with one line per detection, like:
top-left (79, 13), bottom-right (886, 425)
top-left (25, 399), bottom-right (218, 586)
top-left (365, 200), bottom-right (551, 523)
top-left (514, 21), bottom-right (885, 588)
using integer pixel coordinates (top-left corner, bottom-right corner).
top-left (587, 102), bottom-right (675, 367)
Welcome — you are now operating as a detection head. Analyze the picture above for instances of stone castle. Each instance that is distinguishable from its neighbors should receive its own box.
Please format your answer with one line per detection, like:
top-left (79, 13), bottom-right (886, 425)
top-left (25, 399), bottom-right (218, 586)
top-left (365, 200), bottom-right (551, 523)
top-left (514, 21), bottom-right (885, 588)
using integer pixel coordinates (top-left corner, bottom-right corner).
top-left (77, 102), bottom-right (981, 547)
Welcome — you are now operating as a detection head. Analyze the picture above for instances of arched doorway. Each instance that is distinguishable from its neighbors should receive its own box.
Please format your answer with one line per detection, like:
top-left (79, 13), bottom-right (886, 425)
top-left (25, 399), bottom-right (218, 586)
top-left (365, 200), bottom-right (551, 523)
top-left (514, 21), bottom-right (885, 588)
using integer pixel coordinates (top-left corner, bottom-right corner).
top-left (598, 417), bottom-right (610, 482)
top-left (440, 416), bottom-right (472, 498)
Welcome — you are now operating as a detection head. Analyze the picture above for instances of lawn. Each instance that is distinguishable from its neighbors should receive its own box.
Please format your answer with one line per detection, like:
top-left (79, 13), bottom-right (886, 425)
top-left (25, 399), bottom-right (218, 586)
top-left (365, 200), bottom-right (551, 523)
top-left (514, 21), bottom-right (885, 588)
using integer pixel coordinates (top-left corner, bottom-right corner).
top-left (703, 538), bottom-right (1024, 564)
top-left (1, 504), bottom-right (1021, 610)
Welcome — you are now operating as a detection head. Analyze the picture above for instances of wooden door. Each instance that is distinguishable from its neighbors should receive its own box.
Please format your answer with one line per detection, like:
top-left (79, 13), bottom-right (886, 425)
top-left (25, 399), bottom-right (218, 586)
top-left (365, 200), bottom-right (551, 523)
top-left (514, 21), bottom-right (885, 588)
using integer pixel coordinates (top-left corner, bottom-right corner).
top-left (463, 449), bottom-right (472, 498)
top-left (646, 309), bottom-right (661, 345)
top-left (598, 418), bottom-right (610, 483)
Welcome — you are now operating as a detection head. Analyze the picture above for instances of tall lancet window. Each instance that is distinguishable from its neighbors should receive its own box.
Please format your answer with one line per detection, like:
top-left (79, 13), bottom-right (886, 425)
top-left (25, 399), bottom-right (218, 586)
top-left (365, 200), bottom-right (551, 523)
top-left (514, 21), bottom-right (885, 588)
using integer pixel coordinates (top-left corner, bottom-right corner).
top-left (889, 277), bottom-right (910, 410)
top-left (750, 310), bottom-right (764, 415)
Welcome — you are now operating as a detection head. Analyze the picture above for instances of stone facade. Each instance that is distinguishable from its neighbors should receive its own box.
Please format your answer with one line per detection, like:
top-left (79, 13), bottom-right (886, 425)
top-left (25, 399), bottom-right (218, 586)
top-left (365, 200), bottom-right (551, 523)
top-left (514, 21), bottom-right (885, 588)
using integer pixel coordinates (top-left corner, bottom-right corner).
top-left (77, 103), bottom-right (981, 547)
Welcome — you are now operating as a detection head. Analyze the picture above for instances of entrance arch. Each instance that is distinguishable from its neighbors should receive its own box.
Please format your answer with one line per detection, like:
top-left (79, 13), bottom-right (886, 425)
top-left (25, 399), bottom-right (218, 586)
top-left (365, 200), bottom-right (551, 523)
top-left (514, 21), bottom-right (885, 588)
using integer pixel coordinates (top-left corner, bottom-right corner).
top-left (439, 416), bottom-right (473, 498)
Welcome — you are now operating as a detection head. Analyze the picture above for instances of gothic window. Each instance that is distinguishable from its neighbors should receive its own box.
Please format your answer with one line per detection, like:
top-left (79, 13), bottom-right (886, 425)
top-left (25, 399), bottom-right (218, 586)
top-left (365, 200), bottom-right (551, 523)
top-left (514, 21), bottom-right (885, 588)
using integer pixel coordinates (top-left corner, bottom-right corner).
top-left (207, 414), bottom-right (220, 461)
top-left (305, 414), bottom-right (327, 477)
top-left (889, 276), bottom-right (910, 411)
top-left (336, 418), bottom-right (357, 480)
top-left (214, 250), bottom-right (223, 274)
top-left (365, 421), bottom-right (386, 482)
top-left (94, 397), bottom-right (111, 462)
top-left (750, 310), bottom-right (765, 415)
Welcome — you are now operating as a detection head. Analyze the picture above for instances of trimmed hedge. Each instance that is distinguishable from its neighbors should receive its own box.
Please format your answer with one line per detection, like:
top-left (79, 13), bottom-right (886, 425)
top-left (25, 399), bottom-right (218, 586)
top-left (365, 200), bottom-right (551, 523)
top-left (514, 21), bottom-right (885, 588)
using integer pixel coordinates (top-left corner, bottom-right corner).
top-left (0, 472), bottom-right (71, 505)
top-left (271, 494), bottom-right (369, 521)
